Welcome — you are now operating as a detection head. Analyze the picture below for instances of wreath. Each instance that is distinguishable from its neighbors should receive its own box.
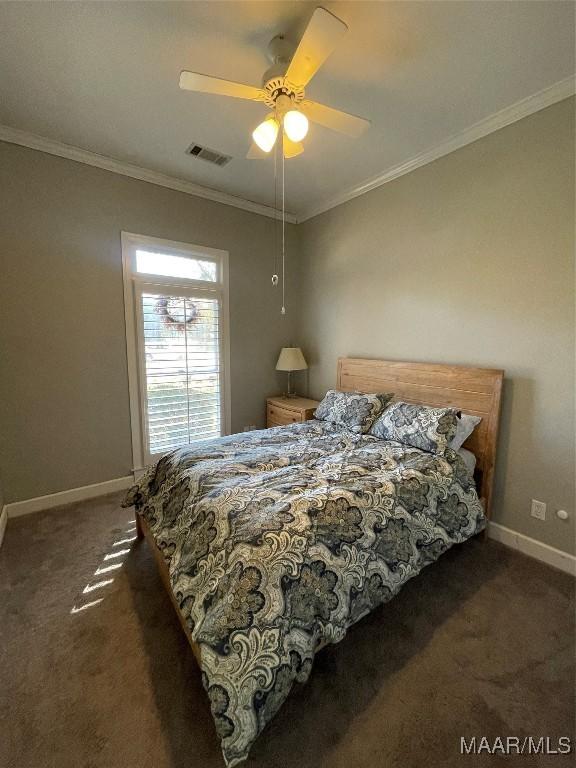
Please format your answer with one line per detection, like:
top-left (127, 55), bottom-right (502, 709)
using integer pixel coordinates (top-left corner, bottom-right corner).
top-left (155, 297), bottom-right (199, 332)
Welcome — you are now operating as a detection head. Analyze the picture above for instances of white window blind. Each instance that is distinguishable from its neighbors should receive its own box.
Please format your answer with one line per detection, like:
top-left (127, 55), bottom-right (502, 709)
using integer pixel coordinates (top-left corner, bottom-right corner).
top-left (122, 233), bottom-right (230, 471)
top-left (140, 290), bottom-right (221, 454)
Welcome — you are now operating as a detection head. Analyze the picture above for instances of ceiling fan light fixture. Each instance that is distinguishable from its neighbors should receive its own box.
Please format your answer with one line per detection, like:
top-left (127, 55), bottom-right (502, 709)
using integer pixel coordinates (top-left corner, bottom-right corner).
top-left (180, 8), bottom-right (371, 162)
top-left (283, 109), bottom-right (309, 143)
top-left (252, 116), bottom-right (279, 153)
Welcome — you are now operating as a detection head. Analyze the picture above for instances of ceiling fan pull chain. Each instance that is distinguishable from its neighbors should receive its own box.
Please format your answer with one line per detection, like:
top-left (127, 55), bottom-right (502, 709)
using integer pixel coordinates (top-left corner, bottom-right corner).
top-left (281, 149), bottom-right (286, 315)
top-left (272, 138), bottom-right (279, 287)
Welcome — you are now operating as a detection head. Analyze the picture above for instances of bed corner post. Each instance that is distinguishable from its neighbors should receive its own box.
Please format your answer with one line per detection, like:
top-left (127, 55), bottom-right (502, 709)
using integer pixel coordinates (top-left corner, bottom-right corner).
top-left (135, 512), bottom-right (144, 540)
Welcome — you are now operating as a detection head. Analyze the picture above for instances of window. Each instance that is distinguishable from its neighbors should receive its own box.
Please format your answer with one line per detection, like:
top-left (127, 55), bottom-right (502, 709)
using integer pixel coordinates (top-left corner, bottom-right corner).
top-left (135, 250), bottom-right (217, 281)
top-left (122, 232), bottom-right (230, 473)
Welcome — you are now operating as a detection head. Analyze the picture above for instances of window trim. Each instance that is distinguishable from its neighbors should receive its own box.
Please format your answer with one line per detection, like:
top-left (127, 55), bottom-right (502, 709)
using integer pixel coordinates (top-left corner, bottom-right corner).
top-left (121, 231), bottom-right (231, 476)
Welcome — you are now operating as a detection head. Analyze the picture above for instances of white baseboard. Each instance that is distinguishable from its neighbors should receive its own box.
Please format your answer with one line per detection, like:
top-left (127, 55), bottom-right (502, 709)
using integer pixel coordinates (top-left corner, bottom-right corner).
top-left (488, 522), bottom-right (576, 576)
top-left (5, 476), bottom-right (135, 518)
top-left (0, 505), bottom-right (7, 550)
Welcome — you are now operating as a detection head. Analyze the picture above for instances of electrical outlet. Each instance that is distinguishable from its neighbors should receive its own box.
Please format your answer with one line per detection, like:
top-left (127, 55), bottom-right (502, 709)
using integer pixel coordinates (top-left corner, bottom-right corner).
top-left (531, 499), bottom-right (546, 520)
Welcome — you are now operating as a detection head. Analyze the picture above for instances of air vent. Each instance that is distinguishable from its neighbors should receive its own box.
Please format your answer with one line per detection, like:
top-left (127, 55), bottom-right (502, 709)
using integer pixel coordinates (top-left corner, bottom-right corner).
top-left (185, 143), bottom-right (232, 167)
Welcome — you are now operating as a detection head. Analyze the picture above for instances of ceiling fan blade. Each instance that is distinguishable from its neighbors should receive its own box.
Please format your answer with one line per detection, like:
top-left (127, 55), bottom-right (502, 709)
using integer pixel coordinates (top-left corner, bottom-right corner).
top-left (301, 100), bottom-right (370, 138)
top-left (246, 142), bottom-right (268, 159)
top-left (285, 7), bottom-right (348, 88)
top-left (179, 71), bottom-right (264, 101)
top-left (283, 135), bottom-right (304, 159)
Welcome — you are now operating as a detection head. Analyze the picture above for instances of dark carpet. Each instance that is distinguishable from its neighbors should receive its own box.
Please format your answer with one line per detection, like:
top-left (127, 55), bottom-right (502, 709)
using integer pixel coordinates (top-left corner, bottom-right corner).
top-left (0, 492), bottom-right (574, 768)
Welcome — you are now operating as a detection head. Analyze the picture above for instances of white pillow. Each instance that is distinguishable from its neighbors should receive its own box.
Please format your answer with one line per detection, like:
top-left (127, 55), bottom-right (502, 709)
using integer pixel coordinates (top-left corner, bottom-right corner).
top-left (450, 413), bottom-right (481, 451)
top-left (457, 447), bottom-right (477, 475)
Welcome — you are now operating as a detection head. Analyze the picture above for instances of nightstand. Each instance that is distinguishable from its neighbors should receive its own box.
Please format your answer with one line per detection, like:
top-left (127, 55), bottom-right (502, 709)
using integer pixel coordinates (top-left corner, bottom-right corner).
top-left (266, 396), bottom-right (320, 428)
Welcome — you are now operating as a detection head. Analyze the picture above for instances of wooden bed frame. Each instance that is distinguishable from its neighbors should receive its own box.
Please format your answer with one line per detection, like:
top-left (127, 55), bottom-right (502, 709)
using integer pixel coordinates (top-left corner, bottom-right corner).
top-left (135, 513), bottom-right (203, 665)
top-left (136, 357), bottom-right (504, 665)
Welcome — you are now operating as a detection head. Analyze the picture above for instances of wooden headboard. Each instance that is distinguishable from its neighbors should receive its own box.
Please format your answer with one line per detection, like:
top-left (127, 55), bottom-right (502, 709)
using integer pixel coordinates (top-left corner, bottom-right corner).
top-left (337, 358), bottom-right (504, 518)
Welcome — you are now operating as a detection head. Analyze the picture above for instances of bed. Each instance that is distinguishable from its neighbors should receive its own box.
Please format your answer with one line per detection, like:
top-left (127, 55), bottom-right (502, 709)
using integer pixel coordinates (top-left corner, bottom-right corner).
top-left (124, 357), bottom-right (503, 766)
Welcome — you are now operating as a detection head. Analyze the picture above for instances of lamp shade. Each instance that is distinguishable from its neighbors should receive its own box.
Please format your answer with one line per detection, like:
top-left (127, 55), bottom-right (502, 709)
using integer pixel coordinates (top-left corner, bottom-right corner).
top-left (276, 347), bottom-right (307, 371)
top-left (253, 116), bottom-right (279, 153)
top-left (283, 110), bottom-right (309, 142)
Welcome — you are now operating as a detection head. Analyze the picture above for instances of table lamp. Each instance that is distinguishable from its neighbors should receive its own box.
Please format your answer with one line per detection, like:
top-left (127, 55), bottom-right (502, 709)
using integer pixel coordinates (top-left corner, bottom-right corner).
top-left (276, 347), bottom-right (307, 398)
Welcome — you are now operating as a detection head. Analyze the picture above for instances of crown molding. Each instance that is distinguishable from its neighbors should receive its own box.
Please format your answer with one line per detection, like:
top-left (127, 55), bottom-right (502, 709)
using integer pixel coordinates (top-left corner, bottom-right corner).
top-left (1, 75), bottom-right (573, 226)
top-left (299, 75), bottom-right (576, 223)
top-left (0, 124), bottom-right (297, 224)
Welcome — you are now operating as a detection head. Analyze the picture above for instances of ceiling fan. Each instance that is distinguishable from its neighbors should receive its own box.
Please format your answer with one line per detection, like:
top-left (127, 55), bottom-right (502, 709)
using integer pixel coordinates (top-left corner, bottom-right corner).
top-left (179, 6), bottom-right (370, 159)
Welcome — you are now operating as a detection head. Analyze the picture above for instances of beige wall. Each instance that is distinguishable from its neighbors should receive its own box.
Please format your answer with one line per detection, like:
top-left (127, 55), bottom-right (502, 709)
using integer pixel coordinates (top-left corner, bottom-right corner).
top-left (0, 143), bottom-right (298, 503)
top-left (296, 98), bottom-right (575, 554)
top-left (1, 99), bottom-right (574, 555)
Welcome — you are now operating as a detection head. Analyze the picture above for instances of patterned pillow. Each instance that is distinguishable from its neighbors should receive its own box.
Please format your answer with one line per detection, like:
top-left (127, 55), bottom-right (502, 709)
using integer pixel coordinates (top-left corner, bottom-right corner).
top-left (369, 401), bottom-right (459, 454)
top-left (314, 390), bottom-right (394, 434)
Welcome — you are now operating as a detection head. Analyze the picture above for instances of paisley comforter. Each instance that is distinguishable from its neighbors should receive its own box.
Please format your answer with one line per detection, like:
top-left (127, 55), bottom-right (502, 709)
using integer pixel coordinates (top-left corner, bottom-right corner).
top-left (124, 420), bottom-right (484, 766)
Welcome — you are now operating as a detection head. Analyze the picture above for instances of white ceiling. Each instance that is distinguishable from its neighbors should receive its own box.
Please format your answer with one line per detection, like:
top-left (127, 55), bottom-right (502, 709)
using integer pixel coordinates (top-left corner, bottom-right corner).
top-left (0, 1), bottom-right (574, 219)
